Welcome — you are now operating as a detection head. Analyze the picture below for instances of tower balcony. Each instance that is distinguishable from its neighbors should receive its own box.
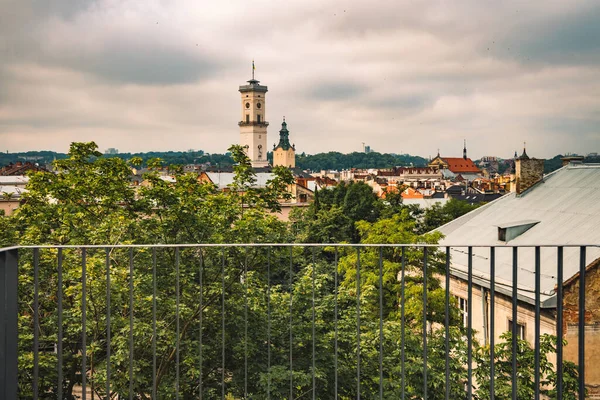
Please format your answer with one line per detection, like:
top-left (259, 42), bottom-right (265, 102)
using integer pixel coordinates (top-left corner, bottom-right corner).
top-left (238, 121), bottom-right (269, 127)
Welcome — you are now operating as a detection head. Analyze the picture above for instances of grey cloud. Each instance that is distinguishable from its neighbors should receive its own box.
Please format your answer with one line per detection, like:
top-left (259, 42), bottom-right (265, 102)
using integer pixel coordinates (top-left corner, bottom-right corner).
top-left (1, 0), bottom-right (599, 158)
top-left (308, 82), bottom-right (366, 101)
top-left (0, 0), bottom-right (225, 86)
top-left (53, 42), bottom-right (219, 85)
top-left (490, 4), bottom-right (600, 65)
top-left (368, 94), bottom-right (434, 110)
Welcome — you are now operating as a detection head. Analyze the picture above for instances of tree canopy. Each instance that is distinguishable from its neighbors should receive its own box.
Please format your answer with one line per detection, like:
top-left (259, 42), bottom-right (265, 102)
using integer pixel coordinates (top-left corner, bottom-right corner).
top-left (1, 142), bottom-right (581, 399)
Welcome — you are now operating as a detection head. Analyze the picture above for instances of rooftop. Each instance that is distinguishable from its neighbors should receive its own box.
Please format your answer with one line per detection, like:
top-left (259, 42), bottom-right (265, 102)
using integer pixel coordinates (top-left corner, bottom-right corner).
top-left (438, 163), bottom-right (600, 305)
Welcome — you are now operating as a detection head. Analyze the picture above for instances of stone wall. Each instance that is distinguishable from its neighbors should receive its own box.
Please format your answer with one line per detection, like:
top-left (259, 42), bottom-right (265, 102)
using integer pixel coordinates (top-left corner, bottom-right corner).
top-left (563, 257), bottom-right (600, 398)
top-left (515, 158), bottom-right (544, 194)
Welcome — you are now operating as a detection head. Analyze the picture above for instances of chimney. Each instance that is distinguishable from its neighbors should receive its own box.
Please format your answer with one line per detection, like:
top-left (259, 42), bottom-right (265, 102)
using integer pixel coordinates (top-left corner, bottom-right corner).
top-left (514, 147), bottom-right (544, 195)
top-left (560, 155), bottom-right (584, 167)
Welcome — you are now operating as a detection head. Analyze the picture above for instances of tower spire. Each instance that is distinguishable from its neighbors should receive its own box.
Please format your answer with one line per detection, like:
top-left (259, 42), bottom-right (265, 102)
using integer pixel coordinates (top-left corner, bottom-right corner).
top-left (463, 139), bottom-right (467, 160)
top-left (252, 60), bottom-right (255, 80)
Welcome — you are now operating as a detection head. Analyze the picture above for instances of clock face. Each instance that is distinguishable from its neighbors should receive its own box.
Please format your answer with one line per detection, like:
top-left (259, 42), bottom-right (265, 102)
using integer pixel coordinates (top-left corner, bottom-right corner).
top-left (257, 102), bottom-right (262, 109)
top-left (245, 102), bottom-right (250, 109)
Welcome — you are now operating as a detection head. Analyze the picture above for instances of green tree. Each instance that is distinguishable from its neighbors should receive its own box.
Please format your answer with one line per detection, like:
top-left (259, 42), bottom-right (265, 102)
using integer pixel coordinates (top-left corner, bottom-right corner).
top-left (419, 198), bottom-right (481, 233)
top-left (8, 142), bottom-right (296, 398)
top-left (474, 332), bottom-right (581, 399)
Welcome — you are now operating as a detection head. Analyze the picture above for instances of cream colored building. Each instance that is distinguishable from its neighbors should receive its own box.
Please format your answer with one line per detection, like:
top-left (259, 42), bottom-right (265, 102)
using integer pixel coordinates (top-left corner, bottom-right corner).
top-left (272, 118), bottom-right (296, 168)
top-left (238, 74), bottom-right (269, 168)
top-left (438, 161), bottom-right (600, 397)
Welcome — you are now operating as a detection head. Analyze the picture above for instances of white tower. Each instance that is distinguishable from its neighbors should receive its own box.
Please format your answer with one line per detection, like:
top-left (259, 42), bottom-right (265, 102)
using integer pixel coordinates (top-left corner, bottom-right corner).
top-left (239, 67), bottom-right (269, 168)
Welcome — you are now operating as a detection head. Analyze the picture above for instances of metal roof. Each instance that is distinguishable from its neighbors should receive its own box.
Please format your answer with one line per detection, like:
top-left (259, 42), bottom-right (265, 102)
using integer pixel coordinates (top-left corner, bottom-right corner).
top-left (438, 164), bottom-right (600, 306)
top-left (205, 172), bottom-right (275, 189)
top-left (0, 176), bottom-right (29, 185)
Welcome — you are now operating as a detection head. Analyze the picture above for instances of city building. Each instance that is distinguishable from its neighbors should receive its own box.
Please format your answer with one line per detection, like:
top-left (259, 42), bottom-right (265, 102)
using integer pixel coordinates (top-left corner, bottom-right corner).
top-left (437, 159), bottom-right (600, 397)
top-left (429, 141), bottom-right (481, 181)
top-left (272, 118), bottom-right (296, 168)
top-left (238, 72), bottom-right (269, 168)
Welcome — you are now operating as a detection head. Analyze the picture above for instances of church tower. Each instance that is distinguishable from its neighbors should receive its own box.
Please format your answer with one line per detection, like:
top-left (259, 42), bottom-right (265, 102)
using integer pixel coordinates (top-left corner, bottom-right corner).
top-left (273, 117), bottom-right (296, 168)
top-left (238, 63), bottom-right (269, 168)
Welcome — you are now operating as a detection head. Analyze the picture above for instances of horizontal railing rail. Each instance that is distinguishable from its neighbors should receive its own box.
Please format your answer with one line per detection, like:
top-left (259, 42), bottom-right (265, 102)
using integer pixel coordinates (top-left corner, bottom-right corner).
top-left (0, 244), bottom-right (596, 399)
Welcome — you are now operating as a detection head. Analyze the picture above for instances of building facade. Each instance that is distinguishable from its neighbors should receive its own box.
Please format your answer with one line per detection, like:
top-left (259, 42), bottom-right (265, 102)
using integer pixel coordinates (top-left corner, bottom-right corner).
top-left (272, 118), bottom-right (296, 168)
top-left (238, 76), bottom-right (269, 168)
top-left (437, 161), bottom-right (600, 397)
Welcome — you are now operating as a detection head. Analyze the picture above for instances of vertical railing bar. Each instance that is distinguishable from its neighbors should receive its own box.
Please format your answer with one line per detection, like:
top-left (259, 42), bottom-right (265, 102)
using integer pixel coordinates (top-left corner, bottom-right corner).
top-left (423, 247), bottom-right (428, 400)
top-left (534, 246), bottom-right (541, 400)
top-left (57, 249), bottom-right (64, 400)
top-left (312, 247), bottom-right (316, 400)
top-left (0, 251), bottom-right (6, 399)
top-left (334, 247), bottom-right (339, 400)
top-left (511, 247), bottom-right (518, 400)
top-left (222, 248), bottom-right (226, 400)
top-left (129, 248), bottom-right (134, 400)
top-left (152, 248), bottom-right (157, 400)
top-left (199, 249), bottom-right (203, 400)
top-left (244, 247), bottom-right (249, 399)
top-left (401, 246), bottom-right (406, 400)
top-left (267, 247), bottom-right (271, 400)
top-left (379, 247), bottom-right (384, 400)
top-left (33, 248), bottom-right (39, 400)
top-left (467, 246), bottom-right (473, 400)
top-left (175, 247), bottom-right (180, 400)
top-left (557, 247), bottom-right (564, 400)
top-left (445, 247), bottom-right (450, 400)
top-left (0, 248), bottom-right (18, 400)
top-left (356, 247), bottom-right (361, 400)
top-left (490, 247), bottom-right (495, 400)
top-left (81, 248), bottom-right (87, 400)
top-left (578, 246), bottom-right (586, 400)
top-left (105, 248), bottom-right (111, 399)
top-left (289, 245), bottom-right (294, 400)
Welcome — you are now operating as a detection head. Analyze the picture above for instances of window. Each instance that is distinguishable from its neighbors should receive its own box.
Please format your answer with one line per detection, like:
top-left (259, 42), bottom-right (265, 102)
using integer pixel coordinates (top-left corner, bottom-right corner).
top-left (456, 296), bottom-right (468, 327)
top-left (246, 114), bottom-right (249, 123)
top-left (508, 320), bottom-right (526, 340)
top-left (257, 114), bottom-right (261, 123)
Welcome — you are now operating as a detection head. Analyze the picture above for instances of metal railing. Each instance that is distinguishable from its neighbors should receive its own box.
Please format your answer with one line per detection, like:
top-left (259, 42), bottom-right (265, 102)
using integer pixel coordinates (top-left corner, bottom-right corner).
top-left (238, 121), bottom-right (269, 127)
top-left (0, 243), bottom-right (596, 399)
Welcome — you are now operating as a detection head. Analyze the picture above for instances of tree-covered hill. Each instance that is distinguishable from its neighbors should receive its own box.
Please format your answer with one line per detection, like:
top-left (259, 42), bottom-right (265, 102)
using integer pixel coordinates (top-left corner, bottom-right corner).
top-left (295, 151), bottom-right (428, 170)
top-left (1, 149), bottom-right (597, 172)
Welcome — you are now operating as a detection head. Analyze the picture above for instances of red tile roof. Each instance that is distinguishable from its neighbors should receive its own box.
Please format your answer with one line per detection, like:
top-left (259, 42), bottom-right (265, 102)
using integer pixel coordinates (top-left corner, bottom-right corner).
top-left (441, 158), bottom-right (480, 173)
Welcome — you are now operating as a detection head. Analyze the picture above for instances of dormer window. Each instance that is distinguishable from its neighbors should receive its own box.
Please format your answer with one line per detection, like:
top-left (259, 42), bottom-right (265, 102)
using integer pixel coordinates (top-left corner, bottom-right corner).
top-left (497, 220), bottom-right (540, 242)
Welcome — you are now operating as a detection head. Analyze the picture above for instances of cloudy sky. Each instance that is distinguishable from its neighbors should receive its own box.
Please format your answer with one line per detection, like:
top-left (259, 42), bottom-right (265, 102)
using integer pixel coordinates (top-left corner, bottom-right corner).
top-left (1, 0), bottom-right (599, 159)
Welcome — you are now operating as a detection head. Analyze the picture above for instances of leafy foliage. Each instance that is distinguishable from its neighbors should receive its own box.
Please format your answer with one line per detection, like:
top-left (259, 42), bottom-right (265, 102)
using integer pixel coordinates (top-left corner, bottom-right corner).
top-left (1, 142), bottom-right (581, 399)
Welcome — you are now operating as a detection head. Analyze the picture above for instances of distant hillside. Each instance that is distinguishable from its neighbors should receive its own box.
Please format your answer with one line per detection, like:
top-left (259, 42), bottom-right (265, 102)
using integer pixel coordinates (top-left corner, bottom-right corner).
top-left (1, 149), bottom-right (428, 171)
top-left (2, 149), bottom-right (596, 173)
top-left (295, 151), bottom-right (428, 171)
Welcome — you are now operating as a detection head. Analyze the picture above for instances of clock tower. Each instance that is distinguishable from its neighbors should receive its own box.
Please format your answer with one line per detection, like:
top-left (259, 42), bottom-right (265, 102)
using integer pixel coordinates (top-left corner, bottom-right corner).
top-left (238, 68), bottom-right (269, 168)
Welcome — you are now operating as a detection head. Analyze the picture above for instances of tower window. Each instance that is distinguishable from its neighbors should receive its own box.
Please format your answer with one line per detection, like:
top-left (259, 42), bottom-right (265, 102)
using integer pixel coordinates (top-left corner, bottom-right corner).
top-left (257, 115), bottom-right (261, 123)
top-left (246, 114), bottom-right (249, 123)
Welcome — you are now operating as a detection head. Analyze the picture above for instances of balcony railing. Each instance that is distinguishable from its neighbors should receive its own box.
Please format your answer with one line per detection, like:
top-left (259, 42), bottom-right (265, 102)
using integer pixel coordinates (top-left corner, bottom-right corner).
top-left (0, 244), bottom-right (596, 399)
top-left (238, 121), bottom-right (269, 127)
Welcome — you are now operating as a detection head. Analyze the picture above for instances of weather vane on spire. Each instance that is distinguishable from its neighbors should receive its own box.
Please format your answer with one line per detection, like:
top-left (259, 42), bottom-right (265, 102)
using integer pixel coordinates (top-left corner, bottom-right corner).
top-left (252, 60), bottom-right (255, 80)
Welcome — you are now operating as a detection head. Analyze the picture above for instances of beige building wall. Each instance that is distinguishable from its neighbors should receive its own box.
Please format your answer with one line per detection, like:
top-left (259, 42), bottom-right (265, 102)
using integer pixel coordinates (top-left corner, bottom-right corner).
top-left (239, 86), bottom-right (268, 167)
top-left (0, 199), bottom-right (20, 216)
top-left (449, 276), bottom-right (555, 347)
top-left (273, 148), bottom-right (295, 168)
